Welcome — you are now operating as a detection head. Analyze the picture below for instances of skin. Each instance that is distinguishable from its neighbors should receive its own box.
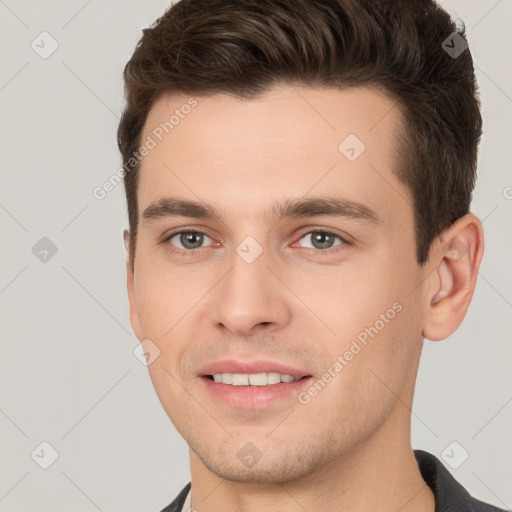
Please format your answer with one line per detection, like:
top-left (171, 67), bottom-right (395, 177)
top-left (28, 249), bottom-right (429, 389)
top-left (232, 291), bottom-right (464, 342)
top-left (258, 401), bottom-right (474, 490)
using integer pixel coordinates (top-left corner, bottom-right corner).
top-left (125, 85), bottom-right (484, 512)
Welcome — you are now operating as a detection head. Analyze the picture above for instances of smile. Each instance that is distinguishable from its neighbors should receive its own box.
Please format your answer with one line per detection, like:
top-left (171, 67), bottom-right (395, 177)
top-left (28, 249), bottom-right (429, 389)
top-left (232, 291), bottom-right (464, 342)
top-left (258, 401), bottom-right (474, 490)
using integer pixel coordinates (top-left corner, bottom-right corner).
top-left (209, 372), bottom-right (297, 386)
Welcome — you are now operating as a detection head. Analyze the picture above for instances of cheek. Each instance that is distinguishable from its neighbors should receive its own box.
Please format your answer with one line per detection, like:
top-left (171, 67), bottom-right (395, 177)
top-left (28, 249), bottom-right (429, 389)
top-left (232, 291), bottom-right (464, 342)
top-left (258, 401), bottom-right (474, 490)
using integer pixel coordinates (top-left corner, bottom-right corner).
top-left (349, 285), bottom-right (424, 409)
top-left (134, 258), bottom-right (199, 336)
top-left (312, 256), bottom-right (423, 390)
top-left (294, 260), bottom-right (398, 339)
top-left (315, 301), bottom-right (420, 438)
top-left (134, 260), bottom-right (212, 380)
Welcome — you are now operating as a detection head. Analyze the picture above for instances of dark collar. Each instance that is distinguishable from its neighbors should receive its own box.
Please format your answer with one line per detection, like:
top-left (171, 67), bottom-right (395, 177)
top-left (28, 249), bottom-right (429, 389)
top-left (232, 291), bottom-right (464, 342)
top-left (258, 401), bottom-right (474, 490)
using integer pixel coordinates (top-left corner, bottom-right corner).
top-left (160, 450), bottom-right (505, 511)
top-left (160, 482), bottom-right (190, 512)
top-left (414, 449), bottom-right (506, 511)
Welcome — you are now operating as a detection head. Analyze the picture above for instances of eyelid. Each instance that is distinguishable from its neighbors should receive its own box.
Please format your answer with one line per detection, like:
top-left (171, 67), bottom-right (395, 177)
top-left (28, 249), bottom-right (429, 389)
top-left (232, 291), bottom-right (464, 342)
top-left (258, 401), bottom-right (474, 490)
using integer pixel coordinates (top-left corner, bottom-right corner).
top-left (294, 227), bottom-right (353, 246)
top-left (160, 224), bottom-right (213, 241)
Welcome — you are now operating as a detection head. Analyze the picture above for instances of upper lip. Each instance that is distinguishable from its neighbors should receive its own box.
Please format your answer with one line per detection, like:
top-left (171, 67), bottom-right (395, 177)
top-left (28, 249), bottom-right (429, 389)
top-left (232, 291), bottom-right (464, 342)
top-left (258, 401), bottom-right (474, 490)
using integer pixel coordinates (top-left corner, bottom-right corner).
top-left (198, 359), bottom-right (311, 379)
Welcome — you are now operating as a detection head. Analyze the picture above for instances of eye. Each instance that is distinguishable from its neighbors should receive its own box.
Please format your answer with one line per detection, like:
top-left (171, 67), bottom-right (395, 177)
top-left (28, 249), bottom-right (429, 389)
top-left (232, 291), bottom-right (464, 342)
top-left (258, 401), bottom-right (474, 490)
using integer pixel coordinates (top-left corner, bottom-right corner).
top-left (162, 229), bottom-right (349, 256)
top-left (294, 230), bottom-right (347, 252)
top-left (165, 231), bottom-right (214, 251)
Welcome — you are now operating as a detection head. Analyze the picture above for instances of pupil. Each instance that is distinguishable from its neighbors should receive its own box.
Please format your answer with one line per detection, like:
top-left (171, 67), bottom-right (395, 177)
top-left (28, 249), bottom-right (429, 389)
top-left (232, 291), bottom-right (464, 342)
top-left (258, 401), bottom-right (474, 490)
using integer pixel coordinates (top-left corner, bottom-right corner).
top-left (313, 232), bottom-right (333, 249)
top-left (182, 232), bottom-right (202, 249)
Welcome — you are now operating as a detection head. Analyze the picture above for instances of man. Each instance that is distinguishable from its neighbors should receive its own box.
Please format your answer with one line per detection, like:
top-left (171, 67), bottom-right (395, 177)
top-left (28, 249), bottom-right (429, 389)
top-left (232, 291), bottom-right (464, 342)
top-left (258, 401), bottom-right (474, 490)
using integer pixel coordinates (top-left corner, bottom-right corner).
top-left (117, 0), bottom-right (505, 510)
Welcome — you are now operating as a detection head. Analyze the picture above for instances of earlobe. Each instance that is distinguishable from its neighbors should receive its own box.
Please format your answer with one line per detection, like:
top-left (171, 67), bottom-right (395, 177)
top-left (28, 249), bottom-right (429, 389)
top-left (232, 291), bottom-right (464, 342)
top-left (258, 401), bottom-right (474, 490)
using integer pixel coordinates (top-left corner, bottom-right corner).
top-left (422, 215), bottom-right (484, 341)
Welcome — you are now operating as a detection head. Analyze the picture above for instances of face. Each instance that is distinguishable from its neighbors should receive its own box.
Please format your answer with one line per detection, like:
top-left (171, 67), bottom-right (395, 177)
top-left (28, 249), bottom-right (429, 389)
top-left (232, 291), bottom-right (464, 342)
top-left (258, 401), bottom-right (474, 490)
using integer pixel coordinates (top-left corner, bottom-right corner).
top-left (126, 85), bottom-right (430, 483)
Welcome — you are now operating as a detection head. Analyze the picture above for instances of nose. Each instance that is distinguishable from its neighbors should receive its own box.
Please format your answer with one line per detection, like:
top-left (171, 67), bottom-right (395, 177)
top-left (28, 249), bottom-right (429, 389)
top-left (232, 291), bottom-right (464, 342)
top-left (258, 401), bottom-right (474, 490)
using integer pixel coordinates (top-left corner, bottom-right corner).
top-left (213, 244), bottom-right (292, 337)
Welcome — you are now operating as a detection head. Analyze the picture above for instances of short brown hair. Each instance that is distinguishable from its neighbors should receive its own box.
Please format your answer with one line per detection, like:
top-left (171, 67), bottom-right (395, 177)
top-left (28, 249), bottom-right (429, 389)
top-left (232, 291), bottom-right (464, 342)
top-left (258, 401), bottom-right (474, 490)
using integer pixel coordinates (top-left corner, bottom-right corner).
top-left (117, 0), bottom-right (482, 267)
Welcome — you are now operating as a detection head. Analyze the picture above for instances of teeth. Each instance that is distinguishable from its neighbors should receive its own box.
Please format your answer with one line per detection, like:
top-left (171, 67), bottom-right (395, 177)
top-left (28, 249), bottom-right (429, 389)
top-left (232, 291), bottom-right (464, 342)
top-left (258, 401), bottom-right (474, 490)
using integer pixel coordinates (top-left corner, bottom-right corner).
top-left (232, 373), bottom-right (249, 386)
top-left (248, 373), bottom-right (267, 386)
top-left (211, 372), bottom-right (297, 386)
top-left (267, 372), bottom-right (281, 384)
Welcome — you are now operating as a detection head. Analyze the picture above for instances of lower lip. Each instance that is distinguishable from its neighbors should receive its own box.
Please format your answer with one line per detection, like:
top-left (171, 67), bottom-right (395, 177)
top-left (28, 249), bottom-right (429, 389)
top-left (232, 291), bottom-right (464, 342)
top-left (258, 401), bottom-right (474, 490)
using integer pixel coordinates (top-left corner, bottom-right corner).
top-left (200, 376), bottom-right (313, 409)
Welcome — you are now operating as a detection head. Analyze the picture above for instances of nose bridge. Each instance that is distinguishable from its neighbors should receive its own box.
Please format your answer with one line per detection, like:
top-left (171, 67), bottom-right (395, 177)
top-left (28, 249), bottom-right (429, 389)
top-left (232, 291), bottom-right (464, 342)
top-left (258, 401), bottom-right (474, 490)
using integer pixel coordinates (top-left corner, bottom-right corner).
top-left (213, 234), bottom-right (290, 334)
top-left (224, 236), bottom-right (272, 306)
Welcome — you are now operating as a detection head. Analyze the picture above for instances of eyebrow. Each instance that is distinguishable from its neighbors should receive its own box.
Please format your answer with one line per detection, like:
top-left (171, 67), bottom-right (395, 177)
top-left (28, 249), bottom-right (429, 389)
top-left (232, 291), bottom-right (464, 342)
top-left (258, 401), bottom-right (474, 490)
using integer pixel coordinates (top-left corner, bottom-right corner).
top-left (142, 196), bottom-right (379, 225)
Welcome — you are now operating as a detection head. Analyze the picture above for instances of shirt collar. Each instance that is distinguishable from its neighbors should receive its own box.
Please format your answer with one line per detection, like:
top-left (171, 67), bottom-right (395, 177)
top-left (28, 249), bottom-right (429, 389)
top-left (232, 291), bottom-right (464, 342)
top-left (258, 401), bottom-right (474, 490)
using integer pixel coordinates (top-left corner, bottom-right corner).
top-left (414, 449), bottom-right (505, 511)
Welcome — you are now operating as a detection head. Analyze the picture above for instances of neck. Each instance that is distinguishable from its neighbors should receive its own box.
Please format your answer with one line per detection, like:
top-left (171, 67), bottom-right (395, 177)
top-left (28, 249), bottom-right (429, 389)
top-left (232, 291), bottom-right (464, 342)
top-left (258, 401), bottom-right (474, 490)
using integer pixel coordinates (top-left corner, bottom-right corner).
top-left (188, 404), bottom-right (435, 512)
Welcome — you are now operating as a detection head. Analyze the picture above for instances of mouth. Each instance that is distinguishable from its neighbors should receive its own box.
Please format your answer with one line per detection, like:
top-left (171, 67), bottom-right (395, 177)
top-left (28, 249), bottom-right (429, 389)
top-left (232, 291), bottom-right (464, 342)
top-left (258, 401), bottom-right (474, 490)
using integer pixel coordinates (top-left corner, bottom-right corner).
top-left (198, 360), bottom-right (313, 408)
top-left (205, 372), bottom-right (307, 386)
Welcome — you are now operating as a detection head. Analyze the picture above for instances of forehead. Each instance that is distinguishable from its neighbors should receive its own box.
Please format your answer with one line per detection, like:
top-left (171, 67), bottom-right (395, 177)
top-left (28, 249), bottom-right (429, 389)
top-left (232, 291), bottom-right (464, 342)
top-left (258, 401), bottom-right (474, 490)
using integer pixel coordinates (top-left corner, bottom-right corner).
top-left (137, 84), bottom-right (410, 226)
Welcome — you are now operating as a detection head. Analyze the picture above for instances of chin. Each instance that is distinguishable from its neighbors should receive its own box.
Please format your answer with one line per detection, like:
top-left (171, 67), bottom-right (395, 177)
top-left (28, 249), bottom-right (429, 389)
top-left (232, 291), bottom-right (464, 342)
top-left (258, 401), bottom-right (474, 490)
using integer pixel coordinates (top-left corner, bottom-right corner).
top-left (190, 433), bottom-right (341, 485)
top-left (202, 456), bottom-right (321, 484)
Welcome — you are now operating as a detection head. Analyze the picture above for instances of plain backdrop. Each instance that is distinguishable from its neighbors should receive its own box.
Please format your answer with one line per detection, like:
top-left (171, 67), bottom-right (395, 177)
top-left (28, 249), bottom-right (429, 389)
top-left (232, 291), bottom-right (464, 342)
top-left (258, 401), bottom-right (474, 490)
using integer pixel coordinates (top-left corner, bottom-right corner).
top-left (0, 1), bottom-right (511, 511)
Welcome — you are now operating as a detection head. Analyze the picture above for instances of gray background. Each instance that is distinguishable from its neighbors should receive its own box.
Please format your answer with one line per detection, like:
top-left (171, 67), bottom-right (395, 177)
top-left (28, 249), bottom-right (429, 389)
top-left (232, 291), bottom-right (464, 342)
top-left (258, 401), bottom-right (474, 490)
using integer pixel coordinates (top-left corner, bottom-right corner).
top-left (0, 1), bottom-right (511, 511)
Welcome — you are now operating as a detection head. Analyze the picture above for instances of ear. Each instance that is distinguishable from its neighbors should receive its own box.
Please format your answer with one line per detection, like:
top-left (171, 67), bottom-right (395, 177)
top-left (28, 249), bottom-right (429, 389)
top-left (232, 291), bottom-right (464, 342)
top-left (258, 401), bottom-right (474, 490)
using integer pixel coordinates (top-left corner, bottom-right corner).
top-left (124, 229), bottom-right (143, 341)
top-left (422, 214), bottom-right (484, 341)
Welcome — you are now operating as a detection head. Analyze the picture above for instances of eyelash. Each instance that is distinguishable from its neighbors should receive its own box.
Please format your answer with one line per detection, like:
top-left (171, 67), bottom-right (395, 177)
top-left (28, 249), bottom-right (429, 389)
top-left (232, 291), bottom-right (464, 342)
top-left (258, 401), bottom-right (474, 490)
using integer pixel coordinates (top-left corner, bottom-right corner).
top-left (161, 229), bottom-right (351, 256)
